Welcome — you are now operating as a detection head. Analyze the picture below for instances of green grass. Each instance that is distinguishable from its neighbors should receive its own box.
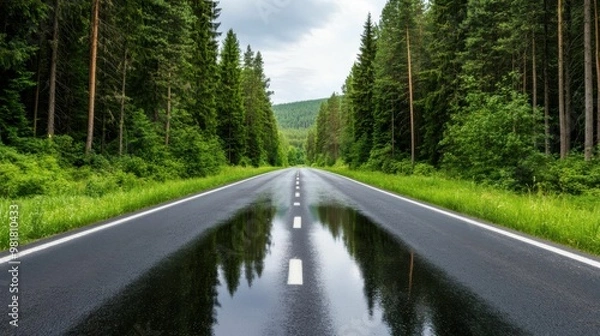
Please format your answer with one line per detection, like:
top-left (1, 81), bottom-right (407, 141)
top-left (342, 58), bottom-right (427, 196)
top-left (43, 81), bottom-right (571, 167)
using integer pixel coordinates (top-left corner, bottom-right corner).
top-left (0, 166), bottom-right (280, 251)
top-left (324, 167), bottom-right (600, 256)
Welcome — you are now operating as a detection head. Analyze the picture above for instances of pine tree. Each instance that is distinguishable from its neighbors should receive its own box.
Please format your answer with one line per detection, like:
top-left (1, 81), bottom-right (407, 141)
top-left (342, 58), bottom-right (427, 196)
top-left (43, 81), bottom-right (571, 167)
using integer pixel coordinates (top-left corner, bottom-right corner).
top-left (421, 0), bottom-right (468, 164)
top-left (253, 51), bottom-right (280, 166)
top-left (350, 14), bottom-right (377, 167)
top-left (241, 46), bottom-right (264, 166)
top-left (216, 29), bottom-right (245, 165)
top-left (188, 0), bottom-right (221, 136)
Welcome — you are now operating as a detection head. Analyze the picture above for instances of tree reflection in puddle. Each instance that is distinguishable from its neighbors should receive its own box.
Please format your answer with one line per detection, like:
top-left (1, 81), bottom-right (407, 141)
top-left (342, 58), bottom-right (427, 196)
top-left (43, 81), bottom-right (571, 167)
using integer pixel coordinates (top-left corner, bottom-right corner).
top-left (67, 198), bottom-right (278, 336)
top-left (313, 203), bottom-right (526, 336)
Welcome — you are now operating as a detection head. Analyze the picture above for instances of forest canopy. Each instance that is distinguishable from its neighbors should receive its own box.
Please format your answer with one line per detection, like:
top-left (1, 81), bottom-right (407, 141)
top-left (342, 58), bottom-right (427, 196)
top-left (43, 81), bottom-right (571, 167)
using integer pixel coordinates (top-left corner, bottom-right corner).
top-left (307, 0), bottom-right (600, 194)
top-left (0, 0), bottom-right (286, 198)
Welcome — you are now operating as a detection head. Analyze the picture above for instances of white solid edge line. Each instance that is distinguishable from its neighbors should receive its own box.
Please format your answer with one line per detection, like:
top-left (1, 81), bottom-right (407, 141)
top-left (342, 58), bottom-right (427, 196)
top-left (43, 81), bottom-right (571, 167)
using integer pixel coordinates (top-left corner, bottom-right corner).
top-left (288, 259), bottom-right (303, 285)
top-left (0, 171), bottom-right (277, 265)
top-left (293, 216), bottom-right (302, 229)
top-left (323, 170), bottom-right (600, 270)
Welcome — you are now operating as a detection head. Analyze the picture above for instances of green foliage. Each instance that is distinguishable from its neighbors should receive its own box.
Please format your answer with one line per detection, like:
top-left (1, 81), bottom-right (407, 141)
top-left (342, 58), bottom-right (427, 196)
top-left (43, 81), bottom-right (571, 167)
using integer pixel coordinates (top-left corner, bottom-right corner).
top-left (533, 155), bottom-right (600, 195)
top-left (0, 144), bottom-right (68, 198)
top-left (273, 98), bottom-right (327, 129)
top-left (441, 88), bottom-right (543, 188)
top-left (350, 14), bottom-right (378, 167)
top-left (217, 29), bottom-right (246, 165)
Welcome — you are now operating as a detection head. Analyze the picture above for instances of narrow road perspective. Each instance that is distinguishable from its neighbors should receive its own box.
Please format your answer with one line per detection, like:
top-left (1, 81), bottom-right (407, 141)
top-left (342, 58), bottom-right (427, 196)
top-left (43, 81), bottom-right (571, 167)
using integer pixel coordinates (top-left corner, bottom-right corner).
top-left (1, 168), bottom-right (599, 336)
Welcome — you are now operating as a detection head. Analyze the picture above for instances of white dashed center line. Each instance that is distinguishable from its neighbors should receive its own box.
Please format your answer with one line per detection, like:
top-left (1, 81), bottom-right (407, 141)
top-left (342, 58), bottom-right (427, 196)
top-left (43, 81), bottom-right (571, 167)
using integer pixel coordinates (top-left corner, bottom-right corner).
top-left (295, 192), bottom-right (300, 197)
top-left (294, 202), bottom-right (300, 206)
top-left (288, 259), bottom-right (303, 285)
top-left (293, 216), bottom-right (302, 229)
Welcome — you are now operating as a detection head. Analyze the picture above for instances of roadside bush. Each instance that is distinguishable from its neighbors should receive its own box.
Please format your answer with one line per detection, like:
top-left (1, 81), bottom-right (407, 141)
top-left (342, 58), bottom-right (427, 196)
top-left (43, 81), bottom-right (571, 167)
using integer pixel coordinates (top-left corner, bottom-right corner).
top-left (413, 163), bottom-right (436, 176)
top-left (393, 160), bottom-right (414, 176)
top-left (169, 127), bottom-right (225, 178)
top-left (535, 155), bottom-right (600, 194)
top-left (0, 148), bottom-right (69, 198)
top-left (84, 174), bottom-right (119, 198)
top-left (440, 88), bottom-right (543, 188)
top-left (117, 156), bottom-right (151, 178)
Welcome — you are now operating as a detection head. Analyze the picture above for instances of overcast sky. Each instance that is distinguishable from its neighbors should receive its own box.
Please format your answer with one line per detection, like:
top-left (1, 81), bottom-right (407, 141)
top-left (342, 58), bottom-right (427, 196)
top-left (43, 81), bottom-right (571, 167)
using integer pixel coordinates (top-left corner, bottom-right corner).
top-left (219, 0), bottom-right (388, 104)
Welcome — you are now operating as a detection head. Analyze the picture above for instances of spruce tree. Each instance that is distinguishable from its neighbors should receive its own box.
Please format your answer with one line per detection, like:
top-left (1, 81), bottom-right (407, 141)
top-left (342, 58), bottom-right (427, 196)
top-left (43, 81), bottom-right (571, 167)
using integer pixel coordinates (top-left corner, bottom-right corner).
top-left (189, 0), bottom-right (221, 136)
top-left (350, 14), bottom-right (377, 167)
top-left (241, 46), bottom-right (264, 166)
top-left (216, 29), bottom-right (245, 165)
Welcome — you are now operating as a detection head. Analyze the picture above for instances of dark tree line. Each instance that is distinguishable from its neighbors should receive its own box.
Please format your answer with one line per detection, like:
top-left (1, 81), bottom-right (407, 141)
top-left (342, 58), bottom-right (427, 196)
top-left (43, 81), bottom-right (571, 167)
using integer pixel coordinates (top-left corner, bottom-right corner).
top-left (308, 0), bottom-right (600, 192)
top-left (0, 0), bottom-right (285, 181)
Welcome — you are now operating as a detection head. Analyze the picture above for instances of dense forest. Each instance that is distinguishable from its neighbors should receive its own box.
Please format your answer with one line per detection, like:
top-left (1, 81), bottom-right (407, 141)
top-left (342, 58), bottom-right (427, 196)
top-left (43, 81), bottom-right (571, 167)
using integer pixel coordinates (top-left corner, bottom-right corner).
top-left (0, 0), bottom-right (285, 199)
top-left (273, 98), bottom-right (327, 129)
top-left (308, 0), bottom-right (600, 194)
top-left (273, 98), bottom-right (326, 165)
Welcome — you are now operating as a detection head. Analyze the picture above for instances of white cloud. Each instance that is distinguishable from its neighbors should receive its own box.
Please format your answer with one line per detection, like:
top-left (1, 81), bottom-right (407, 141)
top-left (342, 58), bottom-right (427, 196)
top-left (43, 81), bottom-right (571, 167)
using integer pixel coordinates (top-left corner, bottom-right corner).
top-left (219, 0), bottom-right (388, 104)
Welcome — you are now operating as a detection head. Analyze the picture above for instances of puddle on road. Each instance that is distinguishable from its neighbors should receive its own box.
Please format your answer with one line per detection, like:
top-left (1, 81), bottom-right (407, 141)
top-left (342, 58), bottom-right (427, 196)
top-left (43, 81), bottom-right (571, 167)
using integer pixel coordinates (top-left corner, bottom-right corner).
top-left (67, 198), bottom-right (288, 336)
top-left (67, 199), bottom-right (524, 336)
top-left (311, 203), bottom-right (524, 336)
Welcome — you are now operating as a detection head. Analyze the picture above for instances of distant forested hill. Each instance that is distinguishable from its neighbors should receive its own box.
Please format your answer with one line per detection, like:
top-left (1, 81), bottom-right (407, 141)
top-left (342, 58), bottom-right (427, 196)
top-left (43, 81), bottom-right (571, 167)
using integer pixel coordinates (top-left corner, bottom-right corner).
top-left (273, 98), bottom-right (327, 129)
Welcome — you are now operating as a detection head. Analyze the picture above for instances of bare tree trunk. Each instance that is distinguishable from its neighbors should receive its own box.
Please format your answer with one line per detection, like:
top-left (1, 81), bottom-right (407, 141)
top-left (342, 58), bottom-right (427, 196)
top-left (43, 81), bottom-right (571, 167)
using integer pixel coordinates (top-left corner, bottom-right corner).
top-left (544, 0), bottom-right (551, 155)
top-left (47, 0), bottom-right (60, 139)
top-left (165, 71), bottom-right (172, 147)
top-left (558, 0), bottom-right (567, 158)
top-left (595, 0), bottom-right (600, 148)
top-left (119, 48), bottom-right (127, 156)
top-left (585, 0), bottom-right (594, 161)
top-left (523, 47), bottom-right (527, 94)
top-left (391, 102), bottom-right (395, 157)
top-left (86, 0), bottom-right (100, 155)
top-left (565, 0), bottom-right (572, 155)
top-left (33, 47), bottom-right (42, 137)
top-left (407, 28), bottom-right (415, 167)
top-left (532, 33), bottom-right (537, 147)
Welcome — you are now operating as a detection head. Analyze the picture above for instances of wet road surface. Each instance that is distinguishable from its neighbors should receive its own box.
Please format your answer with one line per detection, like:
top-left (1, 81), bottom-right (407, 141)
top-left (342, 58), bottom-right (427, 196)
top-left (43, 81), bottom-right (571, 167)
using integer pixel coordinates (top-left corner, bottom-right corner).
top-left (1, 168), bottom-right (599, 335)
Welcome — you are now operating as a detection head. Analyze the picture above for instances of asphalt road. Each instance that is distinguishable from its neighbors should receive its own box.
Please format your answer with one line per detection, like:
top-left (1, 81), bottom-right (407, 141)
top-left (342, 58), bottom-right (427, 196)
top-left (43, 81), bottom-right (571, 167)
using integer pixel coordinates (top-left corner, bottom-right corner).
top-left (1, 168), bottom-right (599, 335)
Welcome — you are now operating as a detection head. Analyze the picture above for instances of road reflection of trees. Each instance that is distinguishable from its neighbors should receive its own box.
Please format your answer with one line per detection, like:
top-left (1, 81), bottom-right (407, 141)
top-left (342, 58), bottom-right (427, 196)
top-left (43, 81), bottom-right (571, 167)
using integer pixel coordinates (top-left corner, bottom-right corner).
top-left (316, 204), bottom-right (525, 336)
top-left (66, 199), bottom-right (275, 336)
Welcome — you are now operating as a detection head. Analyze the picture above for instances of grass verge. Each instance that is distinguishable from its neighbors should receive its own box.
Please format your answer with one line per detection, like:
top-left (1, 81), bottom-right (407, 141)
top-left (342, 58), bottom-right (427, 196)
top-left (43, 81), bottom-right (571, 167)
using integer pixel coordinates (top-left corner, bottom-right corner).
top-left (0, 166), bottom-right (280, 251)
top-left (324, 167), bottom-right (600, 256)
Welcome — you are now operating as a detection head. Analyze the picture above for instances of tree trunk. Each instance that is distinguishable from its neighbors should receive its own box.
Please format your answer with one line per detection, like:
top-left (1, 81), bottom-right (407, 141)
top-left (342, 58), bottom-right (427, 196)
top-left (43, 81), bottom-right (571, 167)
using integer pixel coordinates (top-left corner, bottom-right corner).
top-left (595, 0), bottom-right (600, 148)
top-left (119, 48), bottom-right (127, 156)
top-left (558, 0), bottom-right (567, 158)
top-left (532, 33), bottom-right (537, 147)
top-left (33, 47), bottom-right (42, 137)
top-left (407, 28), bottom-right (415, 166)
top-left (523, 47), bottom-right (527, 94)
top-left (47, 0), bottom-right (60, 139)
top-left (564, 0), bottom-right (572, 155)
top-left (544, 0), bottom-right (551, 155)
top-left (544, 0), bottom-right (550, 155)
top-left (584, 0), bottom-right (594, 161)
top-left (86, 0), bottom-right (100, 155)
top-left (165, 71), bottom-right (172, 147)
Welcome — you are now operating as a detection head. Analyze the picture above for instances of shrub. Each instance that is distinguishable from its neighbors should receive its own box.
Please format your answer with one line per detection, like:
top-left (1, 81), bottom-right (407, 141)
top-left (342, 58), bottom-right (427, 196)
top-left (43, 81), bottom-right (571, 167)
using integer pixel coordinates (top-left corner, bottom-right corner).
top-left (440, 88), bottom-right (543, 188)
top-left (413, 163), bottom-right (436, 176)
